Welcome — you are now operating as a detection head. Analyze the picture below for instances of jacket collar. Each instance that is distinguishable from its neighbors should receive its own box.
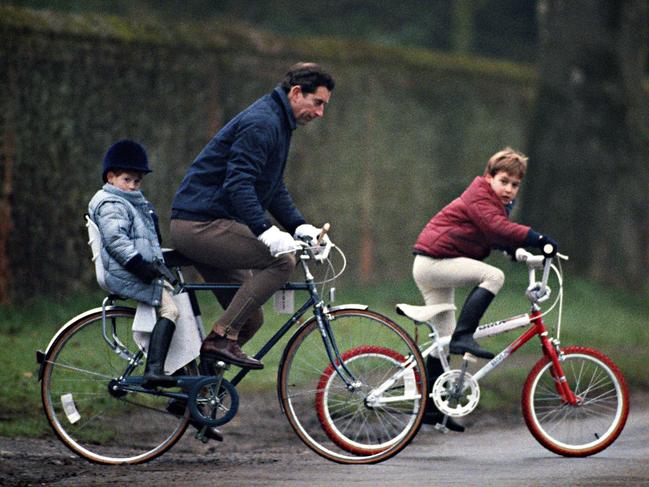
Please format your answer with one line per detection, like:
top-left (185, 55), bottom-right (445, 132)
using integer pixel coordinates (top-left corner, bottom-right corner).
top-left (272, 86), bottom-right (297, 131)
top-left (102, 183), bottom-right (147, 206)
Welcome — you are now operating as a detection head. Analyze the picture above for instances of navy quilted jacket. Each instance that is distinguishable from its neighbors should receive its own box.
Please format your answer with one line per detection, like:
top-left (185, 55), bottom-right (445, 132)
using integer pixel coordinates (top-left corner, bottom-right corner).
top-left (171, 87), bottom-right (306, 236)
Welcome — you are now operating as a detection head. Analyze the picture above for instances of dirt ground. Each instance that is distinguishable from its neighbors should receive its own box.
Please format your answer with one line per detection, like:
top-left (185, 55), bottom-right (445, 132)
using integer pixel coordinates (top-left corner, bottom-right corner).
top-left (0, 391), bottom-right (307, 486)
top-left (0, 390), bottom-right (506, 487)
top-left (2, 391), bottom-right (645, 487)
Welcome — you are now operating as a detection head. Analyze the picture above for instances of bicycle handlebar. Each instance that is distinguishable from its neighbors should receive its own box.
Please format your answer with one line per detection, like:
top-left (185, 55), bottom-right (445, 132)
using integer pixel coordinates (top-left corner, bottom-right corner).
top-left (515, 248), bottom-right (545, 268)
top-left (274, 223), bottom-right (333, 259)
top-left (515, 248), bottom-right (569, 266)
top-left (153, 260), bottom-right (179, 286)
top-left (515, 248), bottom-right (568, 304)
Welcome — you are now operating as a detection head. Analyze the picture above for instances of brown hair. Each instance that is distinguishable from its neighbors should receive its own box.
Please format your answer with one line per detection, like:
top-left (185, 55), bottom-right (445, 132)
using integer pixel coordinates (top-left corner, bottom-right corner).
top-left (484, 147), bottom-right (528, 178)
top-left (280, 62), bottom-right (335, 94)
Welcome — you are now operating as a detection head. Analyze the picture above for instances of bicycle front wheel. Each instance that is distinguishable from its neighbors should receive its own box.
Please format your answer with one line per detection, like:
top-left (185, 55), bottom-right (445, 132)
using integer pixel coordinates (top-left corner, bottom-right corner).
top-left (278, 308), bottom-right (426, 464)
top-left (522, 346), bottom-right (629, 457)
top-left (40, 307), bottom-right (191, 464)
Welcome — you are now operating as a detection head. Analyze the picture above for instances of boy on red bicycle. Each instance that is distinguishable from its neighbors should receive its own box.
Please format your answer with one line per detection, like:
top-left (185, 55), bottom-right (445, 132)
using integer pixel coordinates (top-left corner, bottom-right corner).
top-left (412, 147), bottom-right (558, 432)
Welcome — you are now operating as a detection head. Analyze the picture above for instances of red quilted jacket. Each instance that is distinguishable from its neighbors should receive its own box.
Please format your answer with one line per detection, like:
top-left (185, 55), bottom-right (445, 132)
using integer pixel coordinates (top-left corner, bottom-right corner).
top-left (413, 176), bottom-right (530, 260)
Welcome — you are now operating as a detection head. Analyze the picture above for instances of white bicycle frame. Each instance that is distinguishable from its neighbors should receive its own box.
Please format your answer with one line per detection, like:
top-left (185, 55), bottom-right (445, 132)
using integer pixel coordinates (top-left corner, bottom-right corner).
top-left (368, 249), bottom-right (567, 407)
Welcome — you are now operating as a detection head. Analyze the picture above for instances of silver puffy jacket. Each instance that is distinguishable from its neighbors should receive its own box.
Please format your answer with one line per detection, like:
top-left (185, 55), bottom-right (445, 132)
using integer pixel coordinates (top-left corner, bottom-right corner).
top-left (88, 184), bottom-right (164, 306)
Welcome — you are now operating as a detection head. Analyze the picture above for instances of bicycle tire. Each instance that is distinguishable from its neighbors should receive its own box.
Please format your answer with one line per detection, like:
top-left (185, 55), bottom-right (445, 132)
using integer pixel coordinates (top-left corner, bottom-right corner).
top-left (278, 308), bottom-right (427, 464)
top-left (316, 345), bottom-right (422, 455)
top-left (40, 307), bottom-right (191, 464)
top-left (522, 346), bottom-right (629, 457)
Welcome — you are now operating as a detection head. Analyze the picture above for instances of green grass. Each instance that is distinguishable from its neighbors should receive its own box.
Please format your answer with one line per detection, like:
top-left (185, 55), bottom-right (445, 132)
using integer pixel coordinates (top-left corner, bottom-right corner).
top-left (2, 264), bottom-right (648, 437)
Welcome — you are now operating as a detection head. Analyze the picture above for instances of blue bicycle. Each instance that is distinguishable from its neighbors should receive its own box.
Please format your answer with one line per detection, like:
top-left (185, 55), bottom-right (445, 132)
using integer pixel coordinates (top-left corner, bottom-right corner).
top-left (37, 222), bottom-right (428, 465)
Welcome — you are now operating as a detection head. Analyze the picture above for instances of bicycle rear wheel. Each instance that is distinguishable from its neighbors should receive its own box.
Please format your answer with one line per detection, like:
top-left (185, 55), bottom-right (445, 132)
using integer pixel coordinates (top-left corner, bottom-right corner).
top-left (40, 307), bottom-right (191, 464)
top-left (278, 308), bottom-right (426, 464)
top-left (522, 346), bottom-right (629, 457)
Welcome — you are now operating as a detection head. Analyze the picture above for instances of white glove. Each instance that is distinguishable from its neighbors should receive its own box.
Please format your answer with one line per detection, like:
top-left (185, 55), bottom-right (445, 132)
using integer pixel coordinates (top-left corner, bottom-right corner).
top-left (258, 225), bottom-right (299, 256)
top-left (294, 223), bottom-right (332, 260)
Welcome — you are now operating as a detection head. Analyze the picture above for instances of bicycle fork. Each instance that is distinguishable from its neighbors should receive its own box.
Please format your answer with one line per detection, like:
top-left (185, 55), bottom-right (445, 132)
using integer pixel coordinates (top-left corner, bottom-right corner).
top-left (315, 306), bottom-right (362, 390)
top-left (534, 311), bottom-right (580, 406)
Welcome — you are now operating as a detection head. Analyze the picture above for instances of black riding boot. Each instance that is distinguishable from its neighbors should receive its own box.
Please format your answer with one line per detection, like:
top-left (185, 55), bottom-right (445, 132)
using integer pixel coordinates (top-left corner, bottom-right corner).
top-left (422, 355), bottom-right (465, 432)
top-left (142, 318), bottom-right (177, 388)
top-left (449, 287), bottom-right (495, 359)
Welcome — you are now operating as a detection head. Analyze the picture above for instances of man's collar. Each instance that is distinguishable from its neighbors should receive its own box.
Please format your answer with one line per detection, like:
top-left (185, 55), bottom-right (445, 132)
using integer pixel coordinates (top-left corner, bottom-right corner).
top-left (272, 86), bottom-right (297, 130)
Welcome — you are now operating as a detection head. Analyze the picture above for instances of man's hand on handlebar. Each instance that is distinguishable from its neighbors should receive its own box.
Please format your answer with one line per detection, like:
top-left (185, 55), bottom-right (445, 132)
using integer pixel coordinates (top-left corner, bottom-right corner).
top-left (294, 223), bottom-right (332, 261)
top-left (258, 225), bottom-right (301, 256)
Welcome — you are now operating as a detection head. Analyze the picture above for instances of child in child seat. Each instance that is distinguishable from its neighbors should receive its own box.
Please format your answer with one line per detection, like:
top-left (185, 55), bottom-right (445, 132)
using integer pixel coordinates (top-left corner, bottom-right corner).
top-left (88, 139), bottom-right (177, 389)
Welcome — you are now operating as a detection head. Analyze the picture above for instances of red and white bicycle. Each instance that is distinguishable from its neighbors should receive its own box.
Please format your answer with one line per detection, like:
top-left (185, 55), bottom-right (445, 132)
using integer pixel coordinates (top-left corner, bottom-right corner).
top-left (316, 248), bottom-right (629, 457)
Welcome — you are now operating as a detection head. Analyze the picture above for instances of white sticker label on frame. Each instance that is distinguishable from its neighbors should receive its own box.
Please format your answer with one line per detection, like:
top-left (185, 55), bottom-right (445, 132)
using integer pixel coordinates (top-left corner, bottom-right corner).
top-left (403, 368), bottom-right (417, 398)
top-left (274, 290), bottom-right (294, 314)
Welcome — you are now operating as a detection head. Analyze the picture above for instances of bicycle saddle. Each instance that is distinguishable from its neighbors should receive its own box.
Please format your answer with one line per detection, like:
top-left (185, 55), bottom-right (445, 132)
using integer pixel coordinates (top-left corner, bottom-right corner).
top-left (395, 303), bottom-right (456, 323)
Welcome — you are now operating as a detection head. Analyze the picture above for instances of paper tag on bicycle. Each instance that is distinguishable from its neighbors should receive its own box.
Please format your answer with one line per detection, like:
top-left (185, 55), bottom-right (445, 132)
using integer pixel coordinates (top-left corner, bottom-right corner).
top-left (274, 290), bottom-right (294, 314)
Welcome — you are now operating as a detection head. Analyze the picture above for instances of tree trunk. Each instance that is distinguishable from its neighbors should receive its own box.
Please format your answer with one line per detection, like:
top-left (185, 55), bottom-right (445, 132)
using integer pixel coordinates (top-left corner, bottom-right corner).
top-left (0, 62), bottom-right (17, 304)
top-left (450, 0), bottom-right (488, 55)
top-left (524, 0), bottom-right (649, 288)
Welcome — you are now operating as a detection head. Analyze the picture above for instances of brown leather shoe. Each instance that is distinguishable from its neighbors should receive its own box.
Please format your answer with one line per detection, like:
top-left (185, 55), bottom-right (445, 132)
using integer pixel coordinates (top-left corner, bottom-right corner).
top-left (200, 331), bottom-right (264, 370)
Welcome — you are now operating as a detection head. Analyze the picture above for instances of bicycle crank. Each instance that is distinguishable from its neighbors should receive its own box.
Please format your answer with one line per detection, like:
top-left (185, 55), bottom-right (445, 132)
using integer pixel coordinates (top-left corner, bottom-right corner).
top-left (187, 376), bottom-right (239, 427)
top-left (432, 370), bottom-right (480, 417)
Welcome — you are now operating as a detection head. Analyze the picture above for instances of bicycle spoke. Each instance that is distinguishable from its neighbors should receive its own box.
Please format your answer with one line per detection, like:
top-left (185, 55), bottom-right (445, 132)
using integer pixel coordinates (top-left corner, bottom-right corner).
top-left (46, 360), bottom-right (115, 380)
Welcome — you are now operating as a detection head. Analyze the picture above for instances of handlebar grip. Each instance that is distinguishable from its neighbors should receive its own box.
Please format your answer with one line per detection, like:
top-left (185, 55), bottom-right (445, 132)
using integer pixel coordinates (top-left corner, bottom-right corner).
top-left (542, 243), bottom-right (556, 256)
top-left (317, 223), bottom-right (331, 245)
top-left (515, 248), bottom-right (533, 262)
top-left (515, 248), bottom-right (544, 267)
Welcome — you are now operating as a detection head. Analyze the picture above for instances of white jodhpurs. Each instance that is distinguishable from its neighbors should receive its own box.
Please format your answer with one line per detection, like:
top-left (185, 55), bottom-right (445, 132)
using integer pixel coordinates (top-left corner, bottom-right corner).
top-left (412, 255), bottom-right (505, 338)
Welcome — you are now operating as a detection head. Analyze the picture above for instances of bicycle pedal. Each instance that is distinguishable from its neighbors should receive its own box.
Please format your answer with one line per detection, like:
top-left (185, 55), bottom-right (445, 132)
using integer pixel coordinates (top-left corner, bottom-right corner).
top-left (199, 358), bottom-right (230, 376)
top-left (211, 360), bottom-right (229, 373)
top-left (195, 428), bottom-right (209, 444)
top-left (462, 352), bottom-right (478, 363)
top-left (434, 422), bottom-right (449, 434)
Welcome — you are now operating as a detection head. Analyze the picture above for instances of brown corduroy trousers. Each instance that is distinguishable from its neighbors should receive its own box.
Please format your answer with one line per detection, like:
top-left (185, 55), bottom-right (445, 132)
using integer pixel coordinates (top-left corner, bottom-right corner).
top-left (170, 219), bottom-right (297, 343)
